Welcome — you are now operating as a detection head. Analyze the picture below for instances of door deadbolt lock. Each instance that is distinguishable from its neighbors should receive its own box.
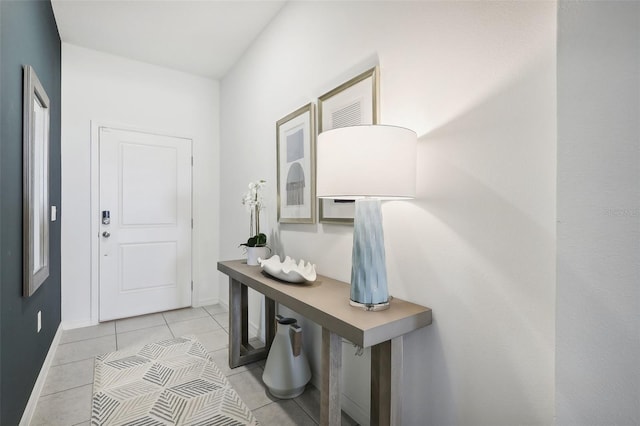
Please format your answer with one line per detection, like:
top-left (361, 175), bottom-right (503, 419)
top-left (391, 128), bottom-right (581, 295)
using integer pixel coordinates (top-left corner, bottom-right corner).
top-left (102, 231), bottom-right (111, 238)
top-left (102, 210), bottom-right (110, 225)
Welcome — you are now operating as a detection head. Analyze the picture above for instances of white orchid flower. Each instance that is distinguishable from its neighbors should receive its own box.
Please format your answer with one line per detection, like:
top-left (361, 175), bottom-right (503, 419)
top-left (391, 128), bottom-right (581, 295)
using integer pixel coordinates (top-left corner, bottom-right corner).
top-left (240, 180), bottom-right (267, 247)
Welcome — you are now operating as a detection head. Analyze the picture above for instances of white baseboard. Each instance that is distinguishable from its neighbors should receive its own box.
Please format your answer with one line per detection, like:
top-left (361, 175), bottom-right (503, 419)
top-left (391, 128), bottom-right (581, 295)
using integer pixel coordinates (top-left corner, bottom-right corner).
top-left (248, 319), bottom-right (261, 340)
top-left (61, 298), bottom-right (223, 329)
top-left (193, 297), bottom-right (219, 308)
top-left (19, 324), bottom-right (63, 426)
top-left (62, 318), bottom-right (96, 330)
top-left (341, 392), bottom-right (369, 426)
top-left (218, 299), bottom-right (229, 311)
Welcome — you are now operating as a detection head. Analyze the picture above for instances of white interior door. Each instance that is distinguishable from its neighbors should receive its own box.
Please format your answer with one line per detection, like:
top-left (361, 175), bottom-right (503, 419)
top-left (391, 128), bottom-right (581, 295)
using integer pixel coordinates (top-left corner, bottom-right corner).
top-left (99, 127), bottom-right (192, 322)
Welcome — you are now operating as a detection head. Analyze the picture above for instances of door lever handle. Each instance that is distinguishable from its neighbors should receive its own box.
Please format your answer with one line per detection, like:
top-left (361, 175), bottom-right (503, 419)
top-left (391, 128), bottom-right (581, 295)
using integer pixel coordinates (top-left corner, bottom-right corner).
top-left (102, 231), bottom-right (111, 238)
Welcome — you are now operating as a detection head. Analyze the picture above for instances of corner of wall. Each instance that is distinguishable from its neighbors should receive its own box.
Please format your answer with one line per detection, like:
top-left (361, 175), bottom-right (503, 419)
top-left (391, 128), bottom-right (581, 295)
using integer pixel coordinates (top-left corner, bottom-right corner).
top-left (0, 1), bottom-right (62, 424)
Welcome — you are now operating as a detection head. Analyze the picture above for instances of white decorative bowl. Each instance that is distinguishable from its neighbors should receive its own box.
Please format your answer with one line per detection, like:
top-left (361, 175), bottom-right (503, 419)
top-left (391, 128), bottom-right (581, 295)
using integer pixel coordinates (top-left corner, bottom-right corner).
top-left (258, 255), bottom-right (317, 283)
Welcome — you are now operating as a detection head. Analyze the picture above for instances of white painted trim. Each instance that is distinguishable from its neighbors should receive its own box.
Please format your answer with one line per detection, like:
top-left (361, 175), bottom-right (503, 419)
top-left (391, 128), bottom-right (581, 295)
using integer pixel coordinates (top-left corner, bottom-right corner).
top-left (248, 319), bottom-right (260, 340)
top-left (62, 318), bottom-right (96, 330)
top-left (90, 120), bottom-right (195, 323)
top-left (218, 299), bottom-right (229, 311)
top-left (90, 120), bottom-right (100, 325)
top-left (341, 392), bottom-right (369, 426)
top-left (193, 296), bottom-right (219, 308)
top-left (19, 324), bottom-right (63, 426)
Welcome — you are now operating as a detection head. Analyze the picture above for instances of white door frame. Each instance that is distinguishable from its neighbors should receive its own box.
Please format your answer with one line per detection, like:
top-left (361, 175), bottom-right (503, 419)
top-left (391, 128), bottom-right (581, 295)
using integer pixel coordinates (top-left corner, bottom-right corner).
top-left (90, 120), bottom-right (195, 325)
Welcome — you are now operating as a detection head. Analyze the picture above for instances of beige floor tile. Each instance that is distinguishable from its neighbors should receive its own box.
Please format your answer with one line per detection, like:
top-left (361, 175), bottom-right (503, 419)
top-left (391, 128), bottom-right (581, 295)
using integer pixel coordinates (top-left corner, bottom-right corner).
top-left (116, 324), bottom-right (173, 350)
top-left (192, 328), bottom-right (229, 352)
top-left (31, 384), bottom-right (92, 426)
top-left (162, 307), bottom-right (208, 323)
top-left (35, 307), bottom-right (343, 426)
top-left (227, 368), bottom-right (279, 410)
top-left (115, 312), bottom-right (165, 333)
top-left (253, 399), bottom-right (317, 426)
top-left (203, 304), bottom-right (227, 315)
top-left (343, 411), bottom-right (359, 425)
top-left (53, 335), bottom-right (116, 366)
top-left (209, 348), bottom-right (261, 377)
top-left (60, 322), bottom-right (115, 344)
top-left (168, 316), bottom-right (221, 337)
top-left (249, 337), bottom-right (265, 348)
top-left (294, 384), bottom-right (321, 422)
top-left (213, 312), bottom-right (229, 329)
top-left (294, 385), bottom-right (359, 425)
top-left (42, 358), bottom-right (94, 396)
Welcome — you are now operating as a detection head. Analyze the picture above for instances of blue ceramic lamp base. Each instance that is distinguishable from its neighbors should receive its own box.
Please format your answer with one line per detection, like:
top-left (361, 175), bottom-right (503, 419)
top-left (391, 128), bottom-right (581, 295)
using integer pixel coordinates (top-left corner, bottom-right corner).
top-left (350, 198), bottom-right (390, 311)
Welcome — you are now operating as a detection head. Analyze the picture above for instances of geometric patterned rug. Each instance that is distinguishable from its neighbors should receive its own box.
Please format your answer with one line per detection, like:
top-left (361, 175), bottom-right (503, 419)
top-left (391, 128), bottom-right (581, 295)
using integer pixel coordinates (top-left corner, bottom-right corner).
top-left (92, 336), bottom-right (258, 425)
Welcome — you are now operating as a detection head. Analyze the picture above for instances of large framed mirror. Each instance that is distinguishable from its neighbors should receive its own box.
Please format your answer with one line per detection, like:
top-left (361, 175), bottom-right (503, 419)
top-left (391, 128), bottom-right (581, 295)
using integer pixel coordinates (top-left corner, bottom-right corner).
top-left (23, 65), bottom-right (50, 297)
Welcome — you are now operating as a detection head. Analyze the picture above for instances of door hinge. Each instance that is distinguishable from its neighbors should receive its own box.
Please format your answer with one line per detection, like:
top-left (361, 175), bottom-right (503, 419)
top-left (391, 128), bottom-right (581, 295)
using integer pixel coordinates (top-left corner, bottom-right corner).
top-left (191, 281), bottom-right (193, 290)
top-left (191, 156), bottom-right (193, 166)
top-left (191, 218), bottom-right (193, 228)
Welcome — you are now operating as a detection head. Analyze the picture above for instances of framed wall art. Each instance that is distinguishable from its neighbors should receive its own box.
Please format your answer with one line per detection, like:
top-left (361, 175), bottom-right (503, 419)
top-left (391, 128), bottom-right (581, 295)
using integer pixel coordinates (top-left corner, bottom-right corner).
top-left (23, 65), bottom-right (51, 297)
top-left (318, 66), bottom-right (379, 224)
top-left (276, 103), bottom-right (316, 224)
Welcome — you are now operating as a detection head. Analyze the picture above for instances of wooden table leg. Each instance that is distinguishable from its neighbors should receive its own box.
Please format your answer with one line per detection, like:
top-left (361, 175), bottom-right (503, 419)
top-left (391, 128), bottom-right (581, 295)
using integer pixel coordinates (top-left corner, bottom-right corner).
top-left (264, 296), bottom-right (276, 353)
top-left (321, 328), bottom-right (341, 426)
top-left (370, 336), bottom-right (403, 426)
top-left (390, 336), bottom-right (403, 425)
top-left (240, 284), bottom-right (249, 347)
top-left (371, 340), bottom-right (391, 426)
top-left (229, 278), bottom-right (275, 368)
top-left (229, 278), bottom-right (243, 368)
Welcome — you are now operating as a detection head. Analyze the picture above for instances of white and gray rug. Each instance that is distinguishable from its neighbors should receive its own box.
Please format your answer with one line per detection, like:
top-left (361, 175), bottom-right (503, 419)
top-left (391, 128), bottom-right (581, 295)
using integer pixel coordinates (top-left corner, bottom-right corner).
top-left (92, 336), bottom-right (258, 425)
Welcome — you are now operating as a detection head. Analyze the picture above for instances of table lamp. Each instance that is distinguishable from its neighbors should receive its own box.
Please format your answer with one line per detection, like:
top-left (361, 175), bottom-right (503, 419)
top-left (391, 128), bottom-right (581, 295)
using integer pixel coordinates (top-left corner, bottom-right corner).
top-left (316, 125), bottom-right (417, 311)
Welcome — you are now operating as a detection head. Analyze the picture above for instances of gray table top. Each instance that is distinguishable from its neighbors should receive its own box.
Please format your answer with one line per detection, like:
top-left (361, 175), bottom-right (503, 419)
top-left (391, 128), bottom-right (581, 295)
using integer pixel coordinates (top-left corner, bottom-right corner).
top-left (218, 259), bottom-right (432, 347)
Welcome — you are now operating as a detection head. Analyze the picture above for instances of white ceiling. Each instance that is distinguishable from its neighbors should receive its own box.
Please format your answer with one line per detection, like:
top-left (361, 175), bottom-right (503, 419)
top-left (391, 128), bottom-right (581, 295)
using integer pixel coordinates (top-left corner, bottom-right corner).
top-left (51, 0), bottom-right (287, 79)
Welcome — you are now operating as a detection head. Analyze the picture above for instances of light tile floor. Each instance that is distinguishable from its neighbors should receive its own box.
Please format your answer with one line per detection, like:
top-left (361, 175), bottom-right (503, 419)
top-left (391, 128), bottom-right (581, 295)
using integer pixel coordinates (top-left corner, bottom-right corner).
top-left (30, 305), bottom-right (358, 426)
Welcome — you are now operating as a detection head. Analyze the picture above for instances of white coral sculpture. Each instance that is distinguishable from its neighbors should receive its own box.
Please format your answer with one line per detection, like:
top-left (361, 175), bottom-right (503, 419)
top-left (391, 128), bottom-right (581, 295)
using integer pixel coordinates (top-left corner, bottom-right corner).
top-left (258, 255), bottom-right (317, 283)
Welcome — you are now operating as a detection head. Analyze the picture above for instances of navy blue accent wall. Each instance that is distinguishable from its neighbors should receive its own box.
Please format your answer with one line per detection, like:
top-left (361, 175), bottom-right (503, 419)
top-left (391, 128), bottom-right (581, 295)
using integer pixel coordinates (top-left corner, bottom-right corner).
top-left (0, 1), bottom-right (61, 424)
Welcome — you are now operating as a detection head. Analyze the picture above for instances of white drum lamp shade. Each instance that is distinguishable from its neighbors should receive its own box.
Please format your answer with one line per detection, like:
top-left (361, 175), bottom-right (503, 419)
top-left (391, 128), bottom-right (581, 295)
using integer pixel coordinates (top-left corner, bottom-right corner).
top-left (317, 125), bottom-right (417, 309)
top-left (316, 125), bottom-right (416, 200)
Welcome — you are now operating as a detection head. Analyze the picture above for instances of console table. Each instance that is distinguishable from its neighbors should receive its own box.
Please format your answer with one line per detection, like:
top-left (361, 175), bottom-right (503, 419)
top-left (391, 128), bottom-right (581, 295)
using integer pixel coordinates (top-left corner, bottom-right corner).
top-left (217, 259), bottom-right (432, 426)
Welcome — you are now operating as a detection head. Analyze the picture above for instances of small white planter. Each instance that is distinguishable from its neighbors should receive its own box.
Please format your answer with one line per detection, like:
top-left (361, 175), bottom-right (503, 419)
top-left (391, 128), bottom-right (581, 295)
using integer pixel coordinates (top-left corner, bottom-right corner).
top-left (246, 246), bottom-right (268, 266)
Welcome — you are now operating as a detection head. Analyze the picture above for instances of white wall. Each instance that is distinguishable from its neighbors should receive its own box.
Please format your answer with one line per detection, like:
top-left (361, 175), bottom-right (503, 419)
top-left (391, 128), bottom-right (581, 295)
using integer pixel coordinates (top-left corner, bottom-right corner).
top-left (556, 1), bottom-right (640, 424)
top-left (61, 44), bottom-right (220, 328)
top-left (220, 2), bottom-right (556, 425)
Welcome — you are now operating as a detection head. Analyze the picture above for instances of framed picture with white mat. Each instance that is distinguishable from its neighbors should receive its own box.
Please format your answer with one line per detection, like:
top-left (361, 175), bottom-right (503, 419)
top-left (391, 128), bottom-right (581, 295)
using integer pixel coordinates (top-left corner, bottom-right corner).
top-left (317, 66), bottom-right (379, 224)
